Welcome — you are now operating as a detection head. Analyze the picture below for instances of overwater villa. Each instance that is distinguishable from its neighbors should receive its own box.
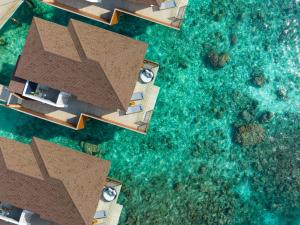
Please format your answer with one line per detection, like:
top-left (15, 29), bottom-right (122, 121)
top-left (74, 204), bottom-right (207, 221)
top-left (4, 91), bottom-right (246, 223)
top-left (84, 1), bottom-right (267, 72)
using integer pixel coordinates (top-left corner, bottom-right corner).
top-left (0, 137), bottom-right (123, 225)
top-left (4, 17), bottom-right (160, 134)
top-left (41, 0), bottom-right (188, 30)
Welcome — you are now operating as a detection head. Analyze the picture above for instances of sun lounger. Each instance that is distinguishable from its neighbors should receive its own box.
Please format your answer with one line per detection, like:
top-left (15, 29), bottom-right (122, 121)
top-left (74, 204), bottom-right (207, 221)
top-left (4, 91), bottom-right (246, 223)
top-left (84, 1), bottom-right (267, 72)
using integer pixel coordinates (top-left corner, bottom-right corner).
top-left (94, 210), bottom-right (107, 219)
top-left (126, 105), bottom-right (144, 115)
top-left (0, 85), bottom-right (10, 102)
top-left (131, 92), bottom-right (144, 101)
top-left (159, 1), bottom-right (177, 10)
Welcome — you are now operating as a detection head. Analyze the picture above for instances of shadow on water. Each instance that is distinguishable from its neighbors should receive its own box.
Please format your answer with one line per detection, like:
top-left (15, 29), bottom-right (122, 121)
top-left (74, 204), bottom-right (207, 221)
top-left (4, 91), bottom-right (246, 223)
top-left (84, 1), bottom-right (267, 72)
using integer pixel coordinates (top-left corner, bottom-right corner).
top-left (1, 0), bottom-right (154, 38)
top-left (48, 7), bottom-right (154, 38)
top-left (0, 2), bottom-right (34, 34)
top-left (0, 63), bottom-right (16, 85)
top-left (24, 0), bottom-right (154, 37)
top-left (112, 14), bottom-right (155, 38)
top-left (11, 110), bottom-right (121, 146)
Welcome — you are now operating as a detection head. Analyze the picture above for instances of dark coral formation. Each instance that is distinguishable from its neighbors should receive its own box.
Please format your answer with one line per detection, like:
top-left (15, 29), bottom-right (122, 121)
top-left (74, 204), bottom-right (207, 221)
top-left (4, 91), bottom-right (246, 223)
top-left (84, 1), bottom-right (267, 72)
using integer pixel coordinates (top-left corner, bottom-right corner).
top-left (240, 110), bottom-right (254, 122)
top-left (251, 74), bottom-right (267, 87)
top-left (80, 141), bottom-right (100, 155)
top-left (259, 111), bottom-right (274, 123)
top-left (230, 34), bottom-right (237, 46)
top-left (207, 51), bottom-right (230, 69)
top-left (234, 123), bottom-right (266, 146)
top-left (277, 87), bottom-right (288, 99)
top-left (213, 9), bottom-right (225, 22)
top-left (251, 69), bottom-right (267, 87)
top-left (0, 38), bottom-right (7, 46)
top-left (247, 113), bottom-right (300, 220)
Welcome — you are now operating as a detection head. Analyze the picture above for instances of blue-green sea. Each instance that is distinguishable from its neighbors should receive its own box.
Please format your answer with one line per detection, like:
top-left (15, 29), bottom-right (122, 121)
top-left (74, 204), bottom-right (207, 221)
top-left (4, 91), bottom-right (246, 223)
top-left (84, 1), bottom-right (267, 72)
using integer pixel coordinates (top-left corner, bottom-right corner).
top-left (0, 0), bottom-right (299, 224)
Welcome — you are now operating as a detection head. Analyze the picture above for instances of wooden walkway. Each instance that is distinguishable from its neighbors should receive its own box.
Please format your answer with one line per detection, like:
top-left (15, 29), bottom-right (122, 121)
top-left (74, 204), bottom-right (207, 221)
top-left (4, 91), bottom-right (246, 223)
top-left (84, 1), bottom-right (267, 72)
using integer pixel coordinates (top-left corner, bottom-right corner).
top-left (0, 0), bottom-right (23, 30)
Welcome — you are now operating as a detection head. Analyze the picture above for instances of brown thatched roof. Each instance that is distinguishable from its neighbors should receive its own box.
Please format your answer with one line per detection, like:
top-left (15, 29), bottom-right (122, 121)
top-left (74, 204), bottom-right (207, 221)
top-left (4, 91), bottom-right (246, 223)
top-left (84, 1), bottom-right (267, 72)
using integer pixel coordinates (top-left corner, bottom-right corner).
top-left (12, 17), bottom-right (148, 111)
top-left (0, 137), bottom-right (110, 225)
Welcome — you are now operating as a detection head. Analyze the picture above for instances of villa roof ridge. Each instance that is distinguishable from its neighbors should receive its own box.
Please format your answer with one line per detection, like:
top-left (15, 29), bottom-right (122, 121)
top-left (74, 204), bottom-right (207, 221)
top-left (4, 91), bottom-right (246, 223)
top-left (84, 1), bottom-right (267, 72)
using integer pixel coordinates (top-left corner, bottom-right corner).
top-left (70, 19), bottom-right (148, 111)
top-left (95, 61), bottom-right (126, 111)
top-left (67, 20), bottom-right (87, 61)
top-left (31, 137), bottom-right (111, 225)
top-left (30, 137), bottom-right (50, 179)
top-left (67, 19), bottom-right (126, 111)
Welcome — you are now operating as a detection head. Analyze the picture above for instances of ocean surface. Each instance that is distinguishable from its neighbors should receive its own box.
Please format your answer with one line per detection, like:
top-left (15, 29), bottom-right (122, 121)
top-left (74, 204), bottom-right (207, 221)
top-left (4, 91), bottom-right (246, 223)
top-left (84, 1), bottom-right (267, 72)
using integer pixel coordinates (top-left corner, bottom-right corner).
top-left (0, 0), bottom-right (299, 224)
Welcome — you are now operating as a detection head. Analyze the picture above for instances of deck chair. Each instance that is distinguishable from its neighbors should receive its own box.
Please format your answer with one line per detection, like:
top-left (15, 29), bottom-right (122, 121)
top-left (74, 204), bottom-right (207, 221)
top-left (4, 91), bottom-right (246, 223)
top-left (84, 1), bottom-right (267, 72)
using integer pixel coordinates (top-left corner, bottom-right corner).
top-left (126, 105), bottom-right (144, 115)
top-left (131, 92), bottom-right (144, 101)
top-left (94, 210), bottom-right (107, 219)
top-left (159, 1), bottom-right (177, 10)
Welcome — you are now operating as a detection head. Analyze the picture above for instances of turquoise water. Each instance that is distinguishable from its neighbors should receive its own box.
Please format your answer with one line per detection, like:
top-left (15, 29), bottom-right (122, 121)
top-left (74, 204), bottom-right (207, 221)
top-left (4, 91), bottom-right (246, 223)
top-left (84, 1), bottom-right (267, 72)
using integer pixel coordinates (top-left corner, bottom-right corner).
top-left (0, 0), bottom-right (300, 224)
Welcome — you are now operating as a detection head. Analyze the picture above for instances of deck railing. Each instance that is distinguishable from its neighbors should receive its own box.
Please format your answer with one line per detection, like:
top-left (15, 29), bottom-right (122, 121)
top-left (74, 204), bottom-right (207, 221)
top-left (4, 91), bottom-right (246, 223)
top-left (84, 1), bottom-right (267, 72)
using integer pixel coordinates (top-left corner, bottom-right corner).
top-left (143, 60), bottom-right (158, 70)
top-left (137, 109), bottom-right (153, 131)
top-left (171, 5), bottom-right (187, 27)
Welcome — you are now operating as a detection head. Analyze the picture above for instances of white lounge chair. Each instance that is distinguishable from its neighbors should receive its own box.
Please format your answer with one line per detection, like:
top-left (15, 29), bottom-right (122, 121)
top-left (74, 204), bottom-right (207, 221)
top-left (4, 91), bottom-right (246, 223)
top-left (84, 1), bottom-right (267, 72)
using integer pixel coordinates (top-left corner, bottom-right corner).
top-left (126, 105), bottom-right (144, 115)
top-left (131, 92), bottom-right (144, 101)
top-left (159, 1), bottom-right (177, 10)
top-left (94, 210), bottom-right (107, 219)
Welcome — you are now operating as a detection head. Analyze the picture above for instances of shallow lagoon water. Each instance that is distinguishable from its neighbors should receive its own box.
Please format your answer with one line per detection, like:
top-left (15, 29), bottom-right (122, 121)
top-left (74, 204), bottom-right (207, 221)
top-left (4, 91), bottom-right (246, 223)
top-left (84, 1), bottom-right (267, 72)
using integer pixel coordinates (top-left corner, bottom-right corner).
top-left (0, 0), bottom-right (299, 224)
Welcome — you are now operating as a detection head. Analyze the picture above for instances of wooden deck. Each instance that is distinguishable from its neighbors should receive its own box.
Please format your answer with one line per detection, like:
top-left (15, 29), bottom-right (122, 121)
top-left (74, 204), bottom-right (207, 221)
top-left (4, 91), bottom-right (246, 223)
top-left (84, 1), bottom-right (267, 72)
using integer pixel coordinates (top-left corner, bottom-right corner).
top-left (93, 178), bottom-right (123, 225)
top-left (6, 60), bottom-right (160, 134)
top-left (42, 0), bottom-right (188, 29)
top-left (0, 0), bottom-right (23, 30)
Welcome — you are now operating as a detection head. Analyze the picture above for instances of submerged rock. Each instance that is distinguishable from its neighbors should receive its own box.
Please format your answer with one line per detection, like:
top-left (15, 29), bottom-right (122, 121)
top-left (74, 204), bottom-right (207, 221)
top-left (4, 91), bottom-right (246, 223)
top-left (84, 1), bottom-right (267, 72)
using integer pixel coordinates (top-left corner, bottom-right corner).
top-left (251, 11), bottom-right (264, 21)
top-left (80, 141), bottom-right (100, 155)
top-left (191, 144), bottom-right (202, 157)
top-left (207, 51), bottom-right (230, 69)
top-left (240, 110), bottom-right (254, 122)
top-left (236, 12), bottom-right (244, 21)
top-left (277, 87), bottom-right (288, 99)
top-left (214, 32), bottom-right (225, 42)
top-left (251, 69), bottom-right (267, 87)
top-left (230, 34), bottom-right (237, 46)
top-left (215, 111), bottom-right (224, 119)
top-left (214, 10), bottom-right (225, 22)
top-left (259, 111), bottom-right (274, 123)
top-left (235, 123), bottom-right (266, 146)
top-left (263, 42), bottom-right (271, 51)
top-left (252, 75), bottom-right (266, 87)
top-left (173, 182), bottom-right (185, 192)
top-left (252, 74), bottom-right (267, 87)
top-left (0, 38), bottom-right (7, 46)
top-left (179, 61), bottom-right (188, 69)
top-left (198, 165), bottom-right (208, 174)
